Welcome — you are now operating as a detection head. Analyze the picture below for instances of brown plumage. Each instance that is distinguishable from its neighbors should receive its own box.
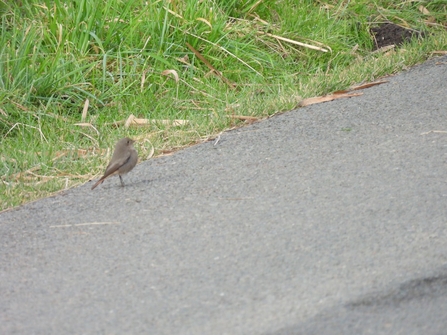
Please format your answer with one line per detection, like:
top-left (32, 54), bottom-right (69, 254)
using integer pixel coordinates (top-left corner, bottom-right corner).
top-left (91, 137), bottom-right (138, 190)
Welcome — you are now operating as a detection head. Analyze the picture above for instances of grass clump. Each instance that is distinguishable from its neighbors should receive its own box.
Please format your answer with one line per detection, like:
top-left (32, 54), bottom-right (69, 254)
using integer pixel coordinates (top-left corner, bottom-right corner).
top-left (1, 0), bottom-right (446, 210)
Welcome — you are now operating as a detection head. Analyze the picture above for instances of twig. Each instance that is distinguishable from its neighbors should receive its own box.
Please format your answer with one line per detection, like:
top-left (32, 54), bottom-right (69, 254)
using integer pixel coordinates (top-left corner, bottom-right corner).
top-left (81, 98), bottom-right (89, 122)
top-left (185, 42), bottom-right (236, 89)
top-left (50, 222), bottom-right (121, 228)
top-left (299, 92), bottom-right (363, 107)
top-left (420, 130), bottom-right (447, 135)
top-left (258, 31), bottom-right (329, 52)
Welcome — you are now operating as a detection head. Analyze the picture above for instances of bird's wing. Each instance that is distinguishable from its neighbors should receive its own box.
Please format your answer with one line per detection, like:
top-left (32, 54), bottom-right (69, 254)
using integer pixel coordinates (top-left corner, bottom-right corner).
top-left (103, 153), bottom-right (132, 179)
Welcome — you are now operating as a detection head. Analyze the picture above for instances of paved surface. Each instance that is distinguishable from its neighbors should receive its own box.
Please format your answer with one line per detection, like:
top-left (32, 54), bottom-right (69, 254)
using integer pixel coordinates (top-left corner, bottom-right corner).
top-left (1, 56), bottom-right (447, 335)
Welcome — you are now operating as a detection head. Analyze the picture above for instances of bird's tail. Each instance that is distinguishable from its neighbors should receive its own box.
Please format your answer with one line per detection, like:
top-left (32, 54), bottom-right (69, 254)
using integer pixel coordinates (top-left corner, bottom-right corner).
top-left (91, 177), bottom-right (105, 190)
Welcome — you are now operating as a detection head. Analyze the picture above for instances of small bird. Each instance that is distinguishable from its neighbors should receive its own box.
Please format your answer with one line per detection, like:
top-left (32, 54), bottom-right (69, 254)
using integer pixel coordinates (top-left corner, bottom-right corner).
top-left (91, 137), bottom-right (138, 190)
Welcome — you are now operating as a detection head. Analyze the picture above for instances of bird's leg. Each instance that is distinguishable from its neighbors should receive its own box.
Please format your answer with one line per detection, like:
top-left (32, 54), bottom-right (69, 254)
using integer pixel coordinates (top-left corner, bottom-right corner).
top-left (119, 175), bottom-right (125, 187)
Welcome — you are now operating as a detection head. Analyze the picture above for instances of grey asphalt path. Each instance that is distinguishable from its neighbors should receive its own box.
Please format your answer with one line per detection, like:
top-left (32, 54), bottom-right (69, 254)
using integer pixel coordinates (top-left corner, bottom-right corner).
top-left (1, 56), bottom-right (447, 335)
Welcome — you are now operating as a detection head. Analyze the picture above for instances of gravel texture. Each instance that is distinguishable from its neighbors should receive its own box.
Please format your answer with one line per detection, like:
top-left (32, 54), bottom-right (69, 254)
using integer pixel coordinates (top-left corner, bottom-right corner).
top-left (1, 56), bottom-right (447, 335)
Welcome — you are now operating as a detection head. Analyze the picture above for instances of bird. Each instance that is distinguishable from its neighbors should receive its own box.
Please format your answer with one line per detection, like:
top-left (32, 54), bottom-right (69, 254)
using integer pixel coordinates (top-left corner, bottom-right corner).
top-left (91, 137), bottom-right (138, 190)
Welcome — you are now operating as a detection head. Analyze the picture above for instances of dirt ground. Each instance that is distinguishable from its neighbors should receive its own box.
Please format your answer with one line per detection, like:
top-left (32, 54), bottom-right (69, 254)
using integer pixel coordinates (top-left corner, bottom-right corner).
top-left (370, 22), bottom-right (423, 50)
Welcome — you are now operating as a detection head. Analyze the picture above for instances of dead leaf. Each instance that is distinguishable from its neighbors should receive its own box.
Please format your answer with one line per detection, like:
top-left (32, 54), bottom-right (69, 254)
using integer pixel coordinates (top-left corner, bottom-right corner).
top-left (332, 90), bottom-right (350, 94)
top-left (350, 80), bottom-right (388, 91)
top-left (227, 115), bottom-right (259, 122)
top-left (299, 92), bottom-right (363, 107)
top-left (124, 114), bottom-right (136, 129)
top-left (418, 5), bottom-right (430, 15)
top-left (176, 55), bottom-right (190, 65)
top-left (138, 138), bottom-right (156, 160)
top-left (161, 69), bottom-right (180, 83)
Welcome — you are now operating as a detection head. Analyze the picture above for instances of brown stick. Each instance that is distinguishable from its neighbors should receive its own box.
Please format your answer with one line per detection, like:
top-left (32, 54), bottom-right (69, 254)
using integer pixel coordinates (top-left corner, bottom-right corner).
top-left (185, 42), bottom-right (235, 89)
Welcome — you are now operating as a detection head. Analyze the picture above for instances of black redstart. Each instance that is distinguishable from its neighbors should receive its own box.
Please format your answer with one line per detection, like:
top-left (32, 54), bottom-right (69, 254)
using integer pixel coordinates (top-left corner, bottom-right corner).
top-left (91, 137), bottom-right (138, 190)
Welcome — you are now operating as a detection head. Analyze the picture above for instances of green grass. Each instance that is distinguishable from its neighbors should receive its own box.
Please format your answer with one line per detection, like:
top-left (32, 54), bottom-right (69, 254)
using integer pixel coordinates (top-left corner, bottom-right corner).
top-left (1, 0), bottom-right (446, 210)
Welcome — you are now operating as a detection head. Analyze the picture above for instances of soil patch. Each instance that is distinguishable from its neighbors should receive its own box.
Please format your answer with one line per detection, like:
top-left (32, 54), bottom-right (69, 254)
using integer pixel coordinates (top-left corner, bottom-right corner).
top-left (371, 22), bottom-right (423, 50)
